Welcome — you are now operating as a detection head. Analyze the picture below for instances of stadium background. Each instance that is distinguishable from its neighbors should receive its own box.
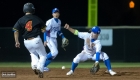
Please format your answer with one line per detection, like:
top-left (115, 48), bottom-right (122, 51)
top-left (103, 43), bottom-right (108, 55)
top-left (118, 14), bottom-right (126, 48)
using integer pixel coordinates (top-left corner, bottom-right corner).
top-left (0, 0), bottom-right (140, 63)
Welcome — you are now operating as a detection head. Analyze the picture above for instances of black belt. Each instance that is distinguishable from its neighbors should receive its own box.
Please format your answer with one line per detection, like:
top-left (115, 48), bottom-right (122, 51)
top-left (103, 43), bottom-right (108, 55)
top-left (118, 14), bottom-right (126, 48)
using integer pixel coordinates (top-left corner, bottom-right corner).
top-left (25, 35), bottom-right (38, 40)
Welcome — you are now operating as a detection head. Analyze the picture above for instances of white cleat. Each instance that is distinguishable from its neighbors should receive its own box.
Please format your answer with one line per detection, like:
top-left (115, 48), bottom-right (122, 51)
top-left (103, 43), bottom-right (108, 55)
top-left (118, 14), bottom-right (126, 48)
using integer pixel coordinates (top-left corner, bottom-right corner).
top-left (109, 70), bottom-right (117, 76)
top-left (43, 67), bottom-right (49, 72)
top-left (66, 70), bottom-right (74, 75)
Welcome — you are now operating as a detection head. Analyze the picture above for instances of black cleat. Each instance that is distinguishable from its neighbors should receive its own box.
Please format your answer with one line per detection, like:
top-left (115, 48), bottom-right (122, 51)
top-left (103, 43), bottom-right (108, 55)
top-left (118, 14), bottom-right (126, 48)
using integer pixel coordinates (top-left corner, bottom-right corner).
top-left (36, 69), bottom-right (43, 78)
top-left (33, 69), bottom-right (38, 75)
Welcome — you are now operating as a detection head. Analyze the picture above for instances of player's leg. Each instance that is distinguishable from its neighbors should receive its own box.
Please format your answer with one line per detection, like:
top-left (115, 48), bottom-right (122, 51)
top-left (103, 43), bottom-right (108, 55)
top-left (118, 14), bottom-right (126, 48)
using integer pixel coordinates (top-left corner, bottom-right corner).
top-left (101, 52), bottom-right (117, 75)
top-left (30, 52), bottom-right (39, 75)
top-left (33, 36), bottom-right (47, 78)
top-left (24, 40), bottom-right (39, 75)
top-left (92, 52), bottom-right (117, 75)
top-left (43, 38), bottom-right (51, 71)
top-left (44, 38), bottom-right (58, 68)
top-left (24, 36), bottom-right (47, 78)
top-left (43, 51), bottom-right (51, 71)
top-left (66, 51), bottom-right (90, 75)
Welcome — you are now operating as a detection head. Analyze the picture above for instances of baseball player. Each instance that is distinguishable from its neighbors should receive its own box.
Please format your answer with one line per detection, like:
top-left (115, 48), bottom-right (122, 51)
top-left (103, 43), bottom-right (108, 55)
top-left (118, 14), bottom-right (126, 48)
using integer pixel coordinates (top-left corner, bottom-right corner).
top-left (13, 3), bottom-right (47, 78)
top-left (43, 8), bottom-right (69, 71)
top-left (64, 24), bottom-right (117, 76)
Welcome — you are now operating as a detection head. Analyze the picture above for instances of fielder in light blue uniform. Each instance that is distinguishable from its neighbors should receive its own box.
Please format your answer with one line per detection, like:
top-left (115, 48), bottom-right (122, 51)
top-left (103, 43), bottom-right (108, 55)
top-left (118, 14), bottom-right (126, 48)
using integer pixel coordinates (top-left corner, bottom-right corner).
top-left (43, 8), bottom-right (67, 71)
top-left (64, 24), bottom-right (117, 76)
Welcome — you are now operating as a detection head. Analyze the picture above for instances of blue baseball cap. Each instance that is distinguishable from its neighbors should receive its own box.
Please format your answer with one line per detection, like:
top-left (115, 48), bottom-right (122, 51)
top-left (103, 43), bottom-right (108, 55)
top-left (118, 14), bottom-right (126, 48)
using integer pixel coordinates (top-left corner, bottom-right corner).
top-left (52, 8), bottom-right (59, 13)
top-left (91, 26), bottom-right (101, 34)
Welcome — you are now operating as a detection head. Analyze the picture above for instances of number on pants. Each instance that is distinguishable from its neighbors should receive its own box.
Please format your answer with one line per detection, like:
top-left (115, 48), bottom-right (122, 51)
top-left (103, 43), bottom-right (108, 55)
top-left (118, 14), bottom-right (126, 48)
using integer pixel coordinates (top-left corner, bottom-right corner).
top-left (25, 21), bottom-right (32, 31)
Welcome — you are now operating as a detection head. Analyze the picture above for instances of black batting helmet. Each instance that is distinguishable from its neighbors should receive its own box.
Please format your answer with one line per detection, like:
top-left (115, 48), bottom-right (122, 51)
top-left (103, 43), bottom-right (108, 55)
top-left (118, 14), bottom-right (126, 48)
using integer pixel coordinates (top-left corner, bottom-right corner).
top-left (23, 3), bottom-right (35, 14)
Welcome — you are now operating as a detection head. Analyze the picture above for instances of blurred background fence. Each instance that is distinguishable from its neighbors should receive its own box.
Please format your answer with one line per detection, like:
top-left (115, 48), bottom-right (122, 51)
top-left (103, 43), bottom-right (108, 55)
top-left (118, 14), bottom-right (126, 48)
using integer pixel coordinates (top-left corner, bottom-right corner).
top-left (0, 26), bottom-right (140, 62)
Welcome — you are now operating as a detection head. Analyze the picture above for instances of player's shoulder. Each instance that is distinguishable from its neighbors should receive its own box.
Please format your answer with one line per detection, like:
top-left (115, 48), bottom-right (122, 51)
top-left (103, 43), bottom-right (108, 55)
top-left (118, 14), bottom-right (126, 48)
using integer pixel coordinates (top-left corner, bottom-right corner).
top-left (78, 32), bottom-right (90, 38)
top-left (47, 18), bottom-right (53, 21)
top-left (21, 14), bottom-right (41, 20)
top-left (79, 32), bottom-right (90, 36)
top-left (18, 15), bottom-right (26, 20)
top-left (46, 18), bottom-right (53, 23)
top-left (79, 32), bottom-right (89, 34)
top-left (16, 15), bottom-right (27, 23)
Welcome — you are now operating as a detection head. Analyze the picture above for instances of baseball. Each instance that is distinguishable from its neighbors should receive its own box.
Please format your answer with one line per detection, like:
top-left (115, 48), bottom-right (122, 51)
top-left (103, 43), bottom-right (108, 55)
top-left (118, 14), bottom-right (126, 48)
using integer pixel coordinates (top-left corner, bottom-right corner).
top-left (62, 66), bottom-right (65, 69)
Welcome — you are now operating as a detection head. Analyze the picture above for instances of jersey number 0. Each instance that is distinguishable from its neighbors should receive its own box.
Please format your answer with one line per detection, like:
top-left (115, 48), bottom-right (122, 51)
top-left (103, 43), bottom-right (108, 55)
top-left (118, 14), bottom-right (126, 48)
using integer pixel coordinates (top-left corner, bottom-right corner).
top-left (25, 21), bottom-right (32, 31)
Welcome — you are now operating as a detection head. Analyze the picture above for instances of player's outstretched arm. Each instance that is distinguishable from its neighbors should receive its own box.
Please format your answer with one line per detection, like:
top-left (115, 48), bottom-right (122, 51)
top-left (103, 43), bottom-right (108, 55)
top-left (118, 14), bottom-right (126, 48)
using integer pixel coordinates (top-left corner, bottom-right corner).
top-left (64, 24), bottom-right (78, 35)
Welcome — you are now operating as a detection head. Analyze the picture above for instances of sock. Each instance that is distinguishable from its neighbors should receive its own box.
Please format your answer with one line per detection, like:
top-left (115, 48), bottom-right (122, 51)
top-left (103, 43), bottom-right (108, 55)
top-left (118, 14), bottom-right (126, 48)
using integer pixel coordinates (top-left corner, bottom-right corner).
top-left (104, 59), bottom-right (107, 66)
top-left (71, 62), bottom-right (78, 72)
top-left (104, 59), bottom-right (111, 70)
top-left (96, 52), bottom-right (100, 61)
top-left (44, 52), bottom-right (53, 67)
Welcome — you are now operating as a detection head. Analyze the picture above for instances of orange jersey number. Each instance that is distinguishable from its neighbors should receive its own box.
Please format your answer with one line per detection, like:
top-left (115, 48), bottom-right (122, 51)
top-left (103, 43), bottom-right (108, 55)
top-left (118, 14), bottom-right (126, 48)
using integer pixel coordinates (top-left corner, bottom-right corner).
top-left (25, 21), bottom-right (32, 31)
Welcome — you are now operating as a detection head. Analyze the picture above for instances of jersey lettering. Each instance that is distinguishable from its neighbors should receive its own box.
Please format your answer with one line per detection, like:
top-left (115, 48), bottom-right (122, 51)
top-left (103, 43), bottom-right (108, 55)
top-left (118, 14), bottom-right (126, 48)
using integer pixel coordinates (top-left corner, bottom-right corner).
top-left (50, 27), bottom-right (59, 33)
top-left (25, 21), bottom-right (32, 31)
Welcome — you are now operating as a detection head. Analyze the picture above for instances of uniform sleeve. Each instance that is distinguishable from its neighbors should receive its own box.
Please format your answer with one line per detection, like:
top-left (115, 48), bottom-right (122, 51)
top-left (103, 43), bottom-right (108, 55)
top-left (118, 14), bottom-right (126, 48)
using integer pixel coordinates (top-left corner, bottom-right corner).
top-left (59, 20), bottom-right (61, 31)
top-left (45, 20), bottom-right (51, 31)
top-left (57, 20), bottom-right (65, 38)
top-left (13, 20), bottom-right (22, 32)
top-left (94, 40), bottom-right (102, 53)
top-left (78, 32), bottom-right (89, 39)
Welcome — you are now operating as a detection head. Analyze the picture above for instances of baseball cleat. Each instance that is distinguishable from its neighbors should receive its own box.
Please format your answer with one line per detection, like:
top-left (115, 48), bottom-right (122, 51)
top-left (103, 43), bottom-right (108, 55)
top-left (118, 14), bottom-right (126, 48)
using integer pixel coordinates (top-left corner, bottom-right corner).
top-left (44, 67), bottom-right (49, 71)
top-left (66, 70), bottom-right (74, 75)
top-left (109, 70), bottom-right (117, 76)
top-left (36, 69), bottom-right (43, 78)
top-left (33, 69), bottom-right (38, 75)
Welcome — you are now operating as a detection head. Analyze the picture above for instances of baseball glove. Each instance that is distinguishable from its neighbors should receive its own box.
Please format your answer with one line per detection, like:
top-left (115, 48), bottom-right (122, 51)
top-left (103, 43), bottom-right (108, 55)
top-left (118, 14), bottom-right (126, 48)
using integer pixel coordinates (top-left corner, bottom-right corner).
top-left (62, 38), bottom-right (69, 50)
top-left (90, 62), bottom-right (100, 74)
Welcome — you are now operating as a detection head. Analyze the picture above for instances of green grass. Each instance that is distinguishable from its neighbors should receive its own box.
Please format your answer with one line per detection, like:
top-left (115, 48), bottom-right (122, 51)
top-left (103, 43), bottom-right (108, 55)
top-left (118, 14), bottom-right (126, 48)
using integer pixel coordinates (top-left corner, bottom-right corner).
top-left (0, 62), bottom-right (140, 68)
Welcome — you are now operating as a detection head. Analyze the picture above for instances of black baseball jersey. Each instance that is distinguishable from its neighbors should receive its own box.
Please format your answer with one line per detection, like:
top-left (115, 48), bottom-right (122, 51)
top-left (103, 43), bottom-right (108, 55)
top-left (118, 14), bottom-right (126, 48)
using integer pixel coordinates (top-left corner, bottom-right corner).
top-left (13, 14), bottom-right (46, 39)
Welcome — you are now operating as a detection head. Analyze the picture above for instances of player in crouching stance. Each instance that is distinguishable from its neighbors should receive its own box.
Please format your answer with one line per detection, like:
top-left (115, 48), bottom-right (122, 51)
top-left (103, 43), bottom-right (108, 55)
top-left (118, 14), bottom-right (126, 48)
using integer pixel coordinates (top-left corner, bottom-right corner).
top-left (64, 24), bottom-right (117, 76)
top-left (43, 8), bottom-right (69, 71)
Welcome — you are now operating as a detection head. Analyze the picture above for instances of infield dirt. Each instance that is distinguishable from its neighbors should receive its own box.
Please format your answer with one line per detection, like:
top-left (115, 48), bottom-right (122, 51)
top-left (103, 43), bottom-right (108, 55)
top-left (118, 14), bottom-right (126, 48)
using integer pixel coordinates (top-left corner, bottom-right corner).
top-left (0, 67), bottom-right (140, 80)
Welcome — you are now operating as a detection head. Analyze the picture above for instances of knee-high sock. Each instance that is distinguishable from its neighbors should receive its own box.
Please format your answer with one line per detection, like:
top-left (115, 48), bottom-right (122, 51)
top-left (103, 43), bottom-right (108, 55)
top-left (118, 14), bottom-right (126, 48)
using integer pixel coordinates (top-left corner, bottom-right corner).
top-left (96, 52), bottom-right (100, 62)
top-left (44, 52), bottom-right (52, 67)
top-left (71, 62), bottom-right (78, 72)
top-left (104, 59), bottom-right (111, 70)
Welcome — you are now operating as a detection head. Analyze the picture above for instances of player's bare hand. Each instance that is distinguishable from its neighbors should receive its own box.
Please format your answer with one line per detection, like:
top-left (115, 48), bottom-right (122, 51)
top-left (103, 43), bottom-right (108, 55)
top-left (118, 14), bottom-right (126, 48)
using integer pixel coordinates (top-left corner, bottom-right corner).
top-left (41, 29), bottom-right (46, 33)
top-left (15, 42), bottom-right (20, 48)
top-left (44, 41), bottom-right (47, 47)
top-left (64, 24), bottom-right (70, 29)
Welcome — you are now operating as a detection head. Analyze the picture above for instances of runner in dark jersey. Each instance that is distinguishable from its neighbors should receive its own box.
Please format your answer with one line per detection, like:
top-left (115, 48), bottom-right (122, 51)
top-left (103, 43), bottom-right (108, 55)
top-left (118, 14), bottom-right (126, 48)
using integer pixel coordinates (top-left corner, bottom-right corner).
top-left (13, 2), bottom-right (47, 78)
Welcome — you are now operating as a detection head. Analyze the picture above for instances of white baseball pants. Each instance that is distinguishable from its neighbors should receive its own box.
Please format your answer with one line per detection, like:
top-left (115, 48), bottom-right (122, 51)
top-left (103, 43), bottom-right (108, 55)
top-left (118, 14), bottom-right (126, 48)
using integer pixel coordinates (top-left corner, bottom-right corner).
top-left (24, 35), bottom-right (47, 72)
top-left (46, 37), bottom-right (58, 59)
top-left (73, 50), bottom-right (109, 63)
